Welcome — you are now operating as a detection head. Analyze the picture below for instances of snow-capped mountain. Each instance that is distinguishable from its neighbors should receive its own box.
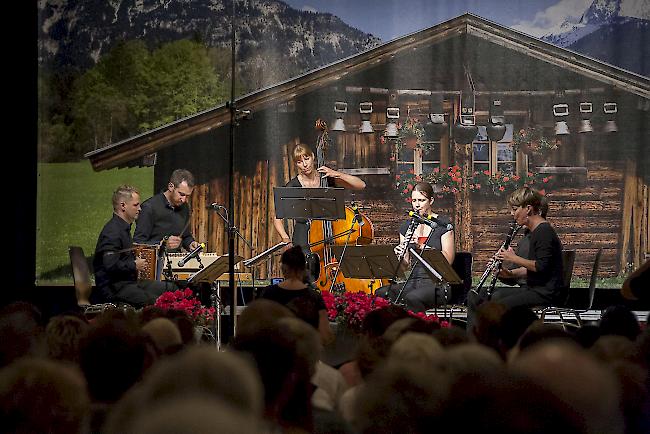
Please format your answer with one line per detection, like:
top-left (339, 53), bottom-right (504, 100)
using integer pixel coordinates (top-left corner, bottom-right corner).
top-left (526, 0), bottom-right (650, 75)
top-left (38, 0), bottom-right (380, 85)
top-left (540, 0), bottom-right (648, 48)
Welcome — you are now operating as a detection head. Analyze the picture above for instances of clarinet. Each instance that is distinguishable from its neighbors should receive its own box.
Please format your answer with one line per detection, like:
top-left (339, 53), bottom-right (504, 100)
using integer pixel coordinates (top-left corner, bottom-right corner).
top-left (485, 222), bottom-right (522, 299)
top-left (390, 216), bottom-right (418, 283)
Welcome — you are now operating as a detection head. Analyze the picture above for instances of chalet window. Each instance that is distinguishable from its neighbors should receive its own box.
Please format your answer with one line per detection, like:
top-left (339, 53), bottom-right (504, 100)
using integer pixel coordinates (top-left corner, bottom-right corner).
top-left (396, 140), bottom-right (441, 175)
top-left (472, 124), bottom-right (517, 174)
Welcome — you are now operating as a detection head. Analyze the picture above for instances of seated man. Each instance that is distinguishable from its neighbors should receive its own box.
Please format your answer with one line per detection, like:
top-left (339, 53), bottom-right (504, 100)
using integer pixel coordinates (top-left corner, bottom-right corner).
top-left (93, 185), bottom-right (178, 307)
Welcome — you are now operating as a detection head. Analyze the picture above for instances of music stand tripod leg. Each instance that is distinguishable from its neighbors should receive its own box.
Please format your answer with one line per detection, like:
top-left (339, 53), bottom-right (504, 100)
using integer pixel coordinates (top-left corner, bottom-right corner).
top-left (210, 281), bottom-right (222, 350)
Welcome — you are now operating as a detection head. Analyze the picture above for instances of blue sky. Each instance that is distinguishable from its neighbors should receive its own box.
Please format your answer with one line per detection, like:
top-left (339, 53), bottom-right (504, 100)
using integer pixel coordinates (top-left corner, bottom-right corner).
top-left (282, 0), bottom-right (593, 41)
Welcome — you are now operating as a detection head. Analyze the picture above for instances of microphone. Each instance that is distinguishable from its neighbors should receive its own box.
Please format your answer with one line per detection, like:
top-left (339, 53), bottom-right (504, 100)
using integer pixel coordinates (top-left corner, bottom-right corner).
top-left (177, 243), bottom-right (205, 267)
top-left (206, 203), bottom-right (225, 210)
top-left (351, 203), bottom-right (364, 225)
top-left (408, 211), bottom-right (453, 230)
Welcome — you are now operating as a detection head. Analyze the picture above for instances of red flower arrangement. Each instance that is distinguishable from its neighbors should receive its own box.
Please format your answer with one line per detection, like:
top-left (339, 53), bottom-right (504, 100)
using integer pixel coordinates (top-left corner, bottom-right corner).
top-left (321, 290), bottom-right (447, 332)
top-left (394, 166), bottom-right (552, 200)
top-left (154, 288), bottom-right (216, 325)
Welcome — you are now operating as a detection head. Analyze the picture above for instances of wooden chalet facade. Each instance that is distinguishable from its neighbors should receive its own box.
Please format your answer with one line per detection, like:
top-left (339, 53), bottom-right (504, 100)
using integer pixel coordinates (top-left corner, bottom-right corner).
top-left (86, 14), bottom-right (650, 281)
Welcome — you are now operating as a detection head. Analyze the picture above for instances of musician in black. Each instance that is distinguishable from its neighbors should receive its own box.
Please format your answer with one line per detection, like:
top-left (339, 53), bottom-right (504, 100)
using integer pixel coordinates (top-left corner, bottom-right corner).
top-left (376, 182), bottom-right (455, 313)
top-left (497, 195), bottom-right (549, 290)
top-left (134, 169), bottom-right (200, 253)
top-left (93, 185), bottom-right (177, 307)
top-left (272, 144), bottom-right (366, 253)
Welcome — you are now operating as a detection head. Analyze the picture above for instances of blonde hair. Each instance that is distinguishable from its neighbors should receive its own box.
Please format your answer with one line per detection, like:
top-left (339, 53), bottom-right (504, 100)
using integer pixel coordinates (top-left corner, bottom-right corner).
top-left (292, 144), bottom-right (315, 163)
top-left (112, 185), bottom-right (139, 211)
top-left (507, 187), bottom-right (542, 213)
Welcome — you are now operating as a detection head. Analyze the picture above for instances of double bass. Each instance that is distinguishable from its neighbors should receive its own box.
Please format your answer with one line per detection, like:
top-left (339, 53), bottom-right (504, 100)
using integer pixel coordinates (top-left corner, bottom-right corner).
top-left (308, 119), bottom-right (388, 294)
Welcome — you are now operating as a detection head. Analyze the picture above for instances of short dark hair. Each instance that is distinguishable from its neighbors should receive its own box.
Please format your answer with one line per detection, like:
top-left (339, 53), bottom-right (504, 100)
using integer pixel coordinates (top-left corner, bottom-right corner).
top-left (169, 169), bottom-right (195, 188)
top-left (281, 246), bottom-right (306, 274)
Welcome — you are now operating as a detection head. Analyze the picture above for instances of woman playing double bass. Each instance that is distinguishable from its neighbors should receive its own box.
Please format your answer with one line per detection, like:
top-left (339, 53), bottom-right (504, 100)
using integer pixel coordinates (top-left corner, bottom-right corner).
top-left (273, 144), bottom-right (366, 255)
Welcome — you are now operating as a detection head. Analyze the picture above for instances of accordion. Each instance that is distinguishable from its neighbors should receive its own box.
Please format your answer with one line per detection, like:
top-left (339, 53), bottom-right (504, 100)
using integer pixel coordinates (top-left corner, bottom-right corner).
top-left (132, 243), bottom-right (159, 280)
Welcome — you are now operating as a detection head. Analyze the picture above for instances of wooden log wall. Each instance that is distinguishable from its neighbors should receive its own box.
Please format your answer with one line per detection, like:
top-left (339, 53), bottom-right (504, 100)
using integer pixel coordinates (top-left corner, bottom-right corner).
top-left (620, 158), bottom-right (650, 270)
top-left (189, 160), bottom-right (281, 280)
top-left (472, 159), bottom-right (626, 279)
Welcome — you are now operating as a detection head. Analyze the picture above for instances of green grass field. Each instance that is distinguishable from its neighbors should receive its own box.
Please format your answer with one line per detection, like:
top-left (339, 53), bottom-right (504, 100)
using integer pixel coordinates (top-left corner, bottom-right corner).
top-left (36, 162), bottom-right (153, 285)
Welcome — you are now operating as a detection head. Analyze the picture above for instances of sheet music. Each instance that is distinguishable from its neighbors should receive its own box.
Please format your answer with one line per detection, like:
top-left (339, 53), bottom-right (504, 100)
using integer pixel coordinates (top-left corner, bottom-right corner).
top-left (243, 242), bottom-right (289, 267)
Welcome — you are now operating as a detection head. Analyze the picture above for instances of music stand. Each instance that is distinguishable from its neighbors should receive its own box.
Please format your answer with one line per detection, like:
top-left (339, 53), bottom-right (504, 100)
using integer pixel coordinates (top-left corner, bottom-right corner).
top-left (331, 245), bottom-right (405, 293)
top-left (243, 241), bottom-right (289, 268)
top-left (187, 254), bottom-right (242, 350)
top-left (408, 248), bottom-right (462, 318)
top-left (274, 187), bottom-right (346, 220)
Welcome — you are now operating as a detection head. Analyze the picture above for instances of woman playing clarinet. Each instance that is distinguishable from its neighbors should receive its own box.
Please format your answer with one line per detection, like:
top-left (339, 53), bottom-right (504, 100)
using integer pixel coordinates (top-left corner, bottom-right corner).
top-left (376, 181), bottom-right (455, 312)
top-left (491, 187), bottom-right (565, 308)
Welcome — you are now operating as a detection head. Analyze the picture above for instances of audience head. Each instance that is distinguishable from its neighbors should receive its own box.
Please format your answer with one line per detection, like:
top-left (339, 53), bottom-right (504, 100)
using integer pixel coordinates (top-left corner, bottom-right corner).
top-left (432, 325), bottom-right (470, 348)
top-left (285, 295), bottom-right (320, 330)
top-left (353, 360), bottom-right (449, 434)
top-left (445, 343), bottom-right (503, 378)
top-left (127, 396), bottom-right (260, 434)
top-left (235, 299), bottom-right (295, 344)
top-left (512, 340), bottom-right (624, 434)
top-left (441, 367), bottom-right (583, 433)
top-left (163, 309), bottom-right (196, 345)
top-left (0, 301), bottom-right (45, 367)
top-left (388, 332), bottom-right (445, 368)
top-left (45, 315), bottom-right (89, 364)
top-left (574, 323), bottom-right (602, 349)
top-left (141, 318), bottom-right (183, 356)
top-left (103, 345), bottom-right (263, 434)
top-left (599, 304), bottom-right (641, 341)
top-left (78, 315), bottom-right (150, 403)
top-left (498, 306), bottom-right (538, 352)
top-left (470, 301), bottom-right (506, 353)
top-left (0, 357), bottom-right (90, 434)
top-left (361, 305), bottom-right (411, 339)
top-left (516, 322), bottom-right (574, 354)
top-left (280, 246), bottom-right (307, 280)
top-left (232, 317), bottom-right (320, 431)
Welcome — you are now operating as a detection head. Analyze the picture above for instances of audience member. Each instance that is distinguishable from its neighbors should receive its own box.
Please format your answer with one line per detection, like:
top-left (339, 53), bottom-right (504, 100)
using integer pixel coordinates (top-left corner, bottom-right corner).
top-left (45, 314), bottom-right (89, 365)
top-left (431, 325), bottom-right (470, 348)
top-left (127, 396), bottom-right (261, 434)
top-left (512, 340), bottom-right (624, 434)
top-left (0, 357), bottom-right (90, 434)
top-left (497, 305), bottom-right (539, 356)
top-left (469, 301), bottom-right (506, 356)
top-left (599, 304), bottom-right (642, 341)
top-left (232, 317), bottom-right (321, 433)
top-left (141, 317), bottom-right (183, 356)
top-left (0, 302), bottom-right (45, 367)
top-left (103, 346), bottom-right (263, 434)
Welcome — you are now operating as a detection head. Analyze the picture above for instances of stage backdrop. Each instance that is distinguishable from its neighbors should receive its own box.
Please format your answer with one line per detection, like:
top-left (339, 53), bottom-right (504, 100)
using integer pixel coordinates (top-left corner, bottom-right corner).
top-left (37, 0), bottom-right (649, 285)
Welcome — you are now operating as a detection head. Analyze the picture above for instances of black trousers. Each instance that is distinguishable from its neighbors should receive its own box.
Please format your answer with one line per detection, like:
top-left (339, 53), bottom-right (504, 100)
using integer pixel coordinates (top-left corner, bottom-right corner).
top-left (108, 280), bottom-right (179, 308)
top-left (375, 279), bottom-right (449, 313)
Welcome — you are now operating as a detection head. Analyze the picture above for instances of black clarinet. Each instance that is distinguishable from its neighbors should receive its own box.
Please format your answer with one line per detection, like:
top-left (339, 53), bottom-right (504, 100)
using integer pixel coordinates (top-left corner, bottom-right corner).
top-left (485, 222), bottom-right (522, 299)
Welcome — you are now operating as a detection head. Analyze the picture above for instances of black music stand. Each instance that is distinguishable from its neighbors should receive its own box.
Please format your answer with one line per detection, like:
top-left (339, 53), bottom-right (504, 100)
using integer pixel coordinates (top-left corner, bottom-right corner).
top-left (274, 187), bottom-right (346, 221)
top-left (331, 245), bottom-right (405, 294)
top-left (187, 254), bottom-right (242, 350)
top-left (408, 248), bottom-right (462, 318)
top-left (243, 241), bottom-right (289, 268)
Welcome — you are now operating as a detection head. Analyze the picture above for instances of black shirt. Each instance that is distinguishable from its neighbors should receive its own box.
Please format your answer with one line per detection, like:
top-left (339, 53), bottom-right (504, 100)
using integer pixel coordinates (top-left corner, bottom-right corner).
top-left (284, 176), bottom-right (335, 249)
top-left (258, 284), bottom-right (327, 311)
top-left (526, 222), bottom-right (564, 298)
top-left (133, 192), bottom-right (195, 251)
top-left (93, 214), bottom-right (138, 291)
